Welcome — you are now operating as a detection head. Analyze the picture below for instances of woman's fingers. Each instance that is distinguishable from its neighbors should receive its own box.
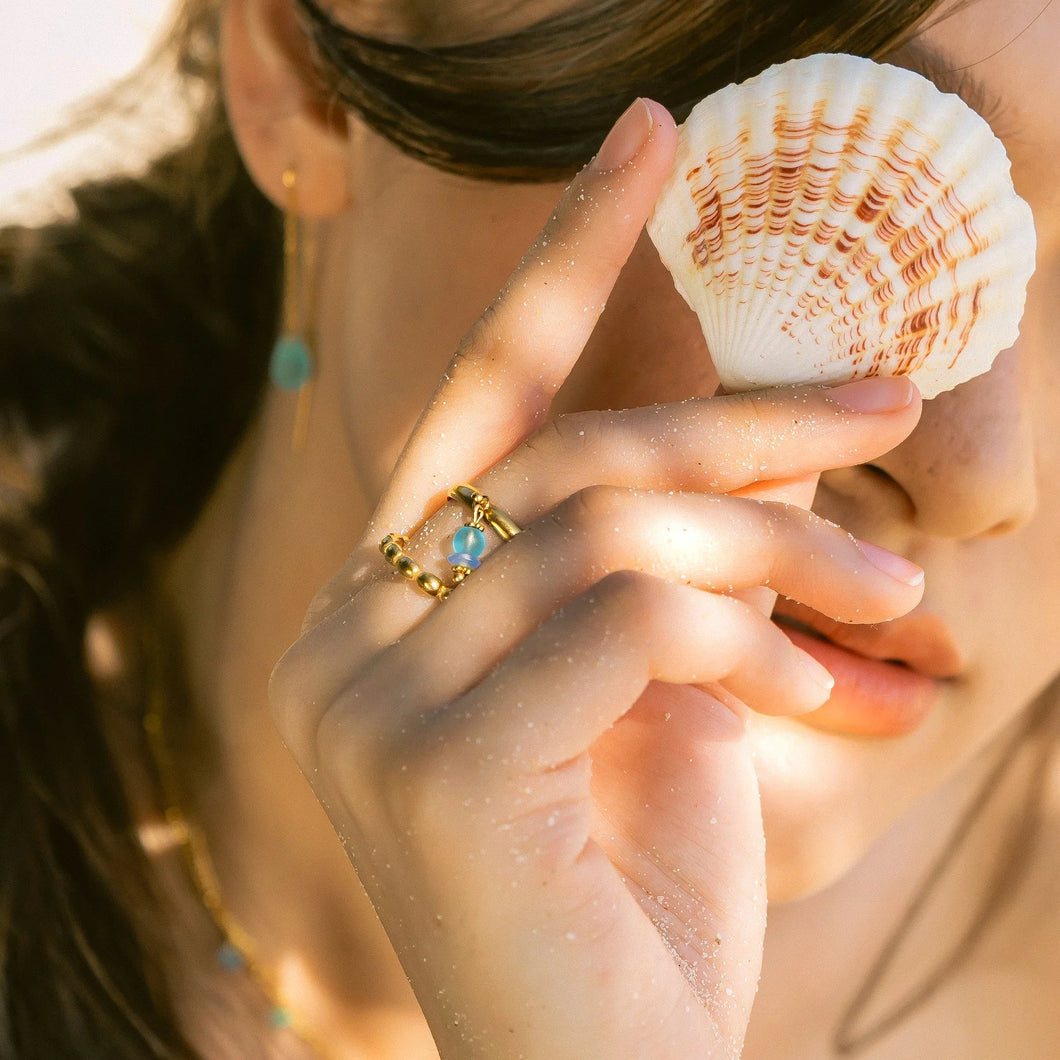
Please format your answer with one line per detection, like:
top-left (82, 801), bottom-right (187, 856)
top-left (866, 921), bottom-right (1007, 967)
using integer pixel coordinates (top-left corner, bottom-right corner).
top-left (317, 375), bottom-right (918, 620)
top-left (386, 488), bottom-right (919, 707)
top-left (373, 99), bottom-right (678, 536)
top-left (370, 377), bottom-right (920, 565)
top-left (489, 487), bottom-right (918, 613)
top-left (403, 572), bottom-right (833, 773)
top-left (380, 371), bottom-right (920, 545)
top-left (507, 376), bottom-right (919, 505)
top-left (276, 489), bottom-right (923, 751)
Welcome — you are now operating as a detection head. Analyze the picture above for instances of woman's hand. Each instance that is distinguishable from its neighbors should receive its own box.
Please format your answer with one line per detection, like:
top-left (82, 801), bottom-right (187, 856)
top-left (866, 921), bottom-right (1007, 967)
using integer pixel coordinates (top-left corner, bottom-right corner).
top-left (269, 99), bottom-right (924, 1059)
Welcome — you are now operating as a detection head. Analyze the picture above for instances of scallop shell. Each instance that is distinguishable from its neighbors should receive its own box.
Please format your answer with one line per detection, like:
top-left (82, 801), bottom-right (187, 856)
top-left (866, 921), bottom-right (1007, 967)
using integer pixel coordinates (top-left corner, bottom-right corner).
top-left (647, 53), bottom-right (1036, 398)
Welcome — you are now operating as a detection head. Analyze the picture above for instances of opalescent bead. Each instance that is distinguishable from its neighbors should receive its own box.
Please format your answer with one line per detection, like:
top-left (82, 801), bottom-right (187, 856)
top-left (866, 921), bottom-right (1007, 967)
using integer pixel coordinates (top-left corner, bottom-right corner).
top-left (269, 334), bottom-right (313, 390)
top-left (447, 552), bottom-right (481, 570)
top-left (452, 524), bottom-right (486, 558)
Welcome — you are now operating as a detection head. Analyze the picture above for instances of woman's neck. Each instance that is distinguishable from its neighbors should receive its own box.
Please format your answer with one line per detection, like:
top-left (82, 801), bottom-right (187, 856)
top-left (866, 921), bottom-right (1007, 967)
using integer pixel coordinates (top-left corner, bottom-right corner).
top-left (159, 359), bottom-right (438, 1057)
top-left (746, 708), bottom-right (1060, 1059)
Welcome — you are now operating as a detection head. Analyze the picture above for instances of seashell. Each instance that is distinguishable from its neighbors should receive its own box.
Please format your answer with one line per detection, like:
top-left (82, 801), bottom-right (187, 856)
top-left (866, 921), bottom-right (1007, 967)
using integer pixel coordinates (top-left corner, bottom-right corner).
top-left (647, 53), bottom-right (1036, 398)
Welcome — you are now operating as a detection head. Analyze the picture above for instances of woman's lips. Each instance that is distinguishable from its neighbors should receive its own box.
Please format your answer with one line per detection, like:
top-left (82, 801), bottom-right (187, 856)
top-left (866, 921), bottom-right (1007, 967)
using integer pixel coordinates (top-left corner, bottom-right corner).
top-left (772, 601), bottom-right (964, 738)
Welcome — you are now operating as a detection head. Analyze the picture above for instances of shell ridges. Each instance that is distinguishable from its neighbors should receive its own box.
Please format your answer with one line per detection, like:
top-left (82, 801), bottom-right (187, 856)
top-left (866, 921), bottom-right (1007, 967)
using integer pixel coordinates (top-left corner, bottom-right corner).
top-left (648, 54), bottom-right (1036, 398)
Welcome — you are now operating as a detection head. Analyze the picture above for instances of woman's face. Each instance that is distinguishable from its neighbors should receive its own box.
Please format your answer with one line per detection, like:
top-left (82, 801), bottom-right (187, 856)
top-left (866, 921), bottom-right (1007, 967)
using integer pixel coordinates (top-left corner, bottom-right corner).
top-left (322, 0), bottom-right (1060, 900)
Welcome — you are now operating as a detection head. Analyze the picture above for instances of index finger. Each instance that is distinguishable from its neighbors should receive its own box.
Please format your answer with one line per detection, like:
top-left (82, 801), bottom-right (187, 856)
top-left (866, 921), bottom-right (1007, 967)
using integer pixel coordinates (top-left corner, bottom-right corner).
top-left (370, 98), bottom-right (678, 539)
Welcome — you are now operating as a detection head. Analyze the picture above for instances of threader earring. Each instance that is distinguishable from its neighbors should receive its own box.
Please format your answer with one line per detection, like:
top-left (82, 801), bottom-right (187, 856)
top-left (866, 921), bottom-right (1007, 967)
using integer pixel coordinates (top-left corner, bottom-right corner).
top-left (269, 168), bottom-right (317, 451)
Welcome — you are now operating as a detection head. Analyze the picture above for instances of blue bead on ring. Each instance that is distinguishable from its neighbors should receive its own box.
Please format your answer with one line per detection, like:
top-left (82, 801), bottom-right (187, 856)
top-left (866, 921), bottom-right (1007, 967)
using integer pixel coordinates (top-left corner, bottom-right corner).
top-left (380, 485), bottom-right (521, 601)
top-left (448, 523), bottom-right (487, 570)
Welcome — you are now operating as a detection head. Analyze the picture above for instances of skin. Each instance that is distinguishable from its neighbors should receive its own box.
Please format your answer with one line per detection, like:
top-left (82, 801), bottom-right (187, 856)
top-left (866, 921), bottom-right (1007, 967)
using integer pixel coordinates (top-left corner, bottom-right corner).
top-left (159, 0), bottom-right (1060, 1055)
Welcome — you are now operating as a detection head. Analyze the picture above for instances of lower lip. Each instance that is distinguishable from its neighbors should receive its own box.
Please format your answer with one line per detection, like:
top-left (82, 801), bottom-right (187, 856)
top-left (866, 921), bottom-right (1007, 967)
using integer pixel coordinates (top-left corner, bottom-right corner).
top-left (779, 626), bottom-right (941, 737)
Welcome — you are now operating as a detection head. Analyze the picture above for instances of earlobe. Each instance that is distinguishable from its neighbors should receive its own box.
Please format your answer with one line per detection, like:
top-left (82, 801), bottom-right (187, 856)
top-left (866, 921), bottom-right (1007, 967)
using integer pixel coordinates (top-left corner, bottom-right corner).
top-left (222, 0), bottom-right (351, 215)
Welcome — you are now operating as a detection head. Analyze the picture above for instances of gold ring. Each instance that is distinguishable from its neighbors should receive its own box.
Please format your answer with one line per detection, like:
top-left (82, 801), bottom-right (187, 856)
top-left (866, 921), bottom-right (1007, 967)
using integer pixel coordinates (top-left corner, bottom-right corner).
top-left (380, 484), bottom-right (522, 600)
top-left (448, 484), bottom-right (522, 540)
top-left (379, 534), bottom-right (456, 599)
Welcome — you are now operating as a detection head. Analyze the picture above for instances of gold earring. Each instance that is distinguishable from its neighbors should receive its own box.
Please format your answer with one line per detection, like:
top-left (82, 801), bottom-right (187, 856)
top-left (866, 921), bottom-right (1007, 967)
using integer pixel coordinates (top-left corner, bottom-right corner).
top-left (269, 168), bottom-right (317, 451)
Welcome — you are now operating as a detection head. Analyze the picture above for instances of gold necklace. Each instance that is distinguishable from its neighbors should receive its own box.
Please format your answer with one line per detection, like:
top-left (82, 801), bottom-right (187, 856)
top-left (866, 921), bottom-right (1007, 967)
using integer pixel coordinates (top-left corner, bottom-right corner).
top-left (143, 692), bottom-right (332, 1058)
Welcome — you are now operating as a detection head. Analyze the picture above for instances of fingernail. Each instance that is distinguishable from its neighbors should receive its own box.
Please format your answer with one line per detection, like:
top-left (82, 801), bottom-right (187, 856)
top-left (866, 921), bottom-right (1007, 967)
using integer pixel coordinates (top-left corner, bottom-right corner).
top-left (829, 376), bottom-right (916, 413)
top-left (855, 539), bottom-right (925, 586)
top-left (592, 98), bottom-right (653, 172)
top-left (799, 653), bottom-right (835, 696)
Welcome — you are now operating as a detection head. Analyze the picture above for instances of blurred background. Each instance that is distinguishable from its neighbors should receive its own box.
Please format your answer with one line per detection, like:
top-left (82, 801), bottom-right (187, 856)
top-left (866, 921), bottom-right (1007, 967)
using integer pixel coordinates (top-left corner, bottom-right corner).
top-left (0, 0), bottom-right (177, 222)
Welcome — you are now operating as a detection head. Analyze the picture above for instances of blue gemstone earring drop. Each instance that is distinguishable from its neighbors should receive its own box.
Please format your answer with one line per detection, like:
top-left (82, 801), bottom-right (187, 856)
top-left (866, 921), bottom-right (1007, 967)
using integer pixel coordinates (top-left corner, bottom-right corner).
top-left (269, 168), bottom-right (316, 449)
top-left (269, 333), bottom-right (313, 391)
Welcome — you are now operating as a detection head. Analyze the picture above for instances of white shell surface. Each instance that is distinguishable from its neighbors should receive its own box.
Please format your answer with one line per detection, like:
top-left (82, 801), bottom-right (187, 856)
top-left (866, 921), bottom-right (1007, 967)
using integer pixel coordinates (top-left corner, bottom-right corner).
top-left (647, 53), bottom-right (1036, 398)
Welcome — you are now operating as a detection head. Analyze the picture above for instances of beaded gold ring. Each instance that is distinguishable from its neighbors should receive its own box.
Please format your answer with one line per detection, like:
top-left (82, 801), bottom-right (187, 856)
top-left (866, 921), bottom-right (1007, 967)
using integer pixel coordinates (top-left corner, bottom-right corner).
top-left (448, 484), bottom-right (522, 541)
top-left (379, 483), bottom-right (523, 600)
top-left (378, 533), bottom-right (454, 599)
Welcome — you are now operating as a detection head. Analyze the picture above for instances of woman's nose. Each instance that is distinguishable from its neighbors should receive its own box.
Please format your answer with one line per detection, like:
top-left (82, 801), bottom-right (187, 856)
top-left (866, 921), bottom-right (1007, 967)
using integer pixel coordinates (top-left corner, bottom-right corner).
top-left (868, 347), bottom-right (1038, 538)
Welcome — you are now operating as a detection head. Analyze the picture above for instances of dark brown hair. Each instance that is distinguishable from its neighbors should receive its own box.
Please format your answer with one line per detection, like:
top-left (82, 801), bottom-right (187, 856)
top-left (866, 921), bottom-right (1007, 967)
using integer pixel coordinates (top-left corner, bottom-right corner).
top-left (296, 0), bottom-right (942, 178)
top-left (0, 1), bottom-right (279, 1054)
top-left (0, 0), bottom-right (951, 1055)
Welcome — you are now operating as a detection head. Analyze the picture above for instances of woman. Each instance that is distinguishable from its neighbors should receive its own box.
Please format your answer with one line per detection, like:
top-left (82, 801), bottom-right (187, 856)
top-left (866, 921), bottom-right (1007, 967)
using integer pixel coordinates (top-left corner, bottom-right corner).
top-left (2, 0), bottom-right (1057, 1055)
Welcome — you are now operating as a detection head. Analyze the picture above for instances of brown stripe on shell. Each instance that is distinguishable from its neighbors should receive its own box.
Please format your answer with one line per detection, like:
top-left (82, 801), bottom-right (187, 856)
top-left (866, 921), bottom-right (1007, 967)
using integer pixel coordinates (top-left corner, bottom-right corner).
top-left (680, 97), bottom-right (999, 378)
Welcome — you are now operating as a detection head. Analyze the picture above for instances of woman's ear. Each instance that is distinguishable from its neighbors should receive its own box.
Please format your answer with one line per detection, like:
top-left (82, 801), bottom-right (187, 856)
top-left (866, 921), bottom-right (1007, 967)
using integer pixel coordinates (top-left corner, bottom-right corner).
top-left (222, 0), bottom-right (351, 215)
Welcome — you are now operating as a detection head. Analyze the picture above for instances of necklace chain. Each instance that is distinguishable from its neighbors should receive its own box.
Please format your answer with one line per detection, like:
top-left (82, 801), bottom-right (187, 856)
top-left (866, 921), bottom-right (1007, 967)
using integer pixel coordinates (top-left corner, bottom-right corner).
top-left (143, 697), bottom-right (332, 1058)
top-left (834, 696), bottom-right (1056, 1054)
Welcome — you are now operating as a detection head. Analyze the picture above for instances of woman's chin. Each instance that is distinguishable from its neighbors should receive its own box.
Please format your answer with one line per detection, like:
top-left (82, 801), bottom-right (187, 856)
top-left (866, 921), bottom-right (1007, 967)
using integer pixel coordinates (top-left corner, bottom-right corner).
top-left (745, 713), bottom-right (926, 905)
top-left (759, 799), bottom-right (872, 904)
top-left (762, 826), bottom-right (868, 904)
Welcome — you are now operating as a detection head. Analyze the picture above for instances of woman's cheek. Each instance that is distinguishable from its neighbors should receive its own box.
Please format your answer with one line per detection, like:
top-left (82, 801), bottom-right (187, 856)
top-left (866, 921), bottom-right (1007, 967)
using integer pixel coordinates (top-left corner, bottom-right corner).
top-left (336, 127), bottom-right (566, 490)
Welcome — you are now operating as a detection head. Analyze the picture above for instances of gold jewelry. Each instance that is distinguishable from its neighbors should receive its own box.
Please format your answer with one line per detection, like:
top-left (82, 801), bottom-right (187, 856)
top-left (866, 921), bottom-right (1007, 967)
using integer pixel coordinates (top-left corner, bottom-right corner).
top-left (269, 168), bottom-right (317, 452)
top-left (379, 533), bottom-right (455, 599)
top-left (448, 483), bottom-right (522, 540)
top-left (380, 484), bottom-right (522, 598)
top-left (143, 694), bottom-right (331, 1057)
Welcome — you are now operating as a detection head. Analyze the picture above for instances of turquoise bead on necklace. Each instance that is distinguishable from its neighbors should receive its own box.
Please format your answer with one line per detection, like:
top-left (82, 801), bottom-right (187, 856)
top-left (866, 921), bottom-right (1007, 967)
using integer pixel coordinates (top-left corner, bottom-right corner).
top-left (217, 940), bottom-right (246, 972)
top-left (269, 1007), bottom-right (294, 1030)
top-left (217, 941), bottom-right (293, 1033)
